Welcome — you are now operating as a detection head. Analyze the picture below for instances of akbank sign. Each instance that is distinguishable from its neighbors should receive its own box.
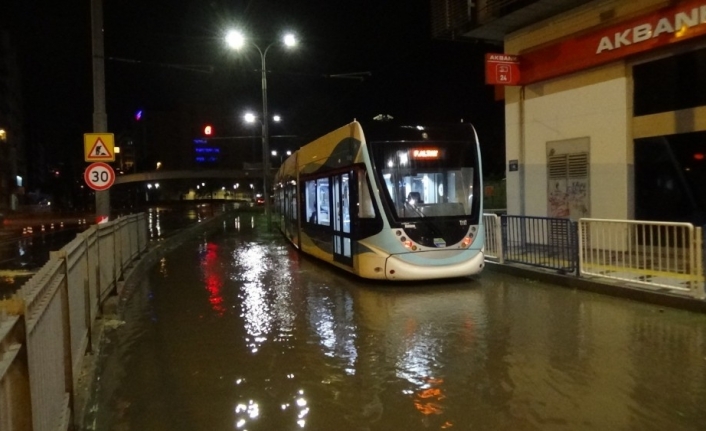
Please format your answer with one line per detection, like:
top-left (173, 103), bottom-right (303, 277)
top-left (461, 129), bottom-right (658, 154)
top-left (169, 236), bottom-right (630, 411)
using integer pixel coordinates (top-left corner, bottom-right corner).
top-left (596, 4), bottom-right (706, 54)
top-left (519, 0), bottom-right (706, 84)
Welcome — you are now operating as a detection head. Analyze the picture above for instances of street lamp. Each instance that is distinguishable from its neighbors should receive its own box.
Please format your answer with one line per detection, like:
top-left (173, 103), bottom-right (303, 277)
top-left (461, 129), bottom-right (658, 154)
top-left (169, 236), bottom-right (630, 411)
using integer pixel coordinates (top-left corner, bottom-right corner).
top-left (225, 29), bottom-right (297, 223)
top-left (245, 111), bottom-right (285, 169)
top-left (270, 149), bottom-right (290, 166)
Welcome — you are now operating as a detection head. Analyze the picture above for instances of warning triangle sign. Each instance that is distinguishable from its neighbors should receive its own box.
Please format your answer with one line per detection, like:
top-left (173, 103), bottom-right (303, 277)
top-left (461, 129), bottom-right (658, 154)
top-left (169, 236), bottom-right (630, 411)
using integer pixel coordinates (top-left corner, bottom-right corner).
top-left (88, 138), bottom-right (114, 160)
top-left (84, 132), bottom-right (115, 162)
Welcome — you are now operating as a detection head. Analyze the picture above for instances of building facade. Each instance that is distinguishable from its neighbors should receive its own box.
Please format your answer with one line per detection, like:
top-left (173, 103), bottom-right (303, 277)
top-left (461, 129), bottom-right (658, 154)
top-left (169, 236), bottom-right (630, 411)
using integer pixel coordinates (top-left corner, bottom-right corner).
top-left (432, 0), bottom-right (706, 225)
top-left (0, 29), bottom-right (25, 212)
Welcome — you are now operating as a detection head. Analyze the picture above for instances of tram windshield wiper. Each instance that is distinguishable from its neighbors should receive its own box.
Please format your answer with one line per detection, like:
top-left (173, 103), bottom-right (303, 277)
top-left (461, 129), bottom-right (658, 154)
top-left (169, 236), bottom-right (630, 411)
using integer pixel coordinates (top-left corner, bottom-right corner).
top-left (403, 202), bottom-right (426, 218)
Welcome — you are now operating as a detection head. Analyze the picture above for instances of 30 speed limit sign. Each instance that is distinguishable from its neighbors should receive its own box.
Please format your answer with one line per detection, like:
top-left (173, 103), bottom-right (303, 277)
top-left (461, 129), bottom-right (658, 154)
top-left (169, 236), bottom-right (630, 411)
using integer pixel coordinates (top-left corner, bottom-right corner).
top-left (84, 162), bottom-right (115, 191)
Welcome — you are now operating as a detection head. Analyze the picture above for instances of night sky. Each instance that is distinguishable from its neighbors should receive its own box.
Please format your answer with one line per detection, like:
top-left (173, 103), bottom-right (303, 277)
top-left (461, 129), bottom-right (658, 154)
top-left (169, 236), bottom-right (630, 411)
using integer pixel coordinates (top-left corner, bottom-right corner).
top-left (7, 1), bottom-right (505, 185)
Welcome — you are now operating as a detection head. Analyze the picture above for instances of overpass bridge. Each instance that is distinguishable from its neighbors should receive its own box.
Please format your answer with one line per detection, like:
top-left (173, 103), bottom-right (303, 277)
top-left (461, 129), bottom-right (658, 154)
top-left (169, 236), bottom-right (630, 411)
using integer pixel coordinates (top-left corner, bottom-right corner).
top-left (109, 168), bottom-right (274, 205)
top-left (113, 169), bottom-right (268, 185)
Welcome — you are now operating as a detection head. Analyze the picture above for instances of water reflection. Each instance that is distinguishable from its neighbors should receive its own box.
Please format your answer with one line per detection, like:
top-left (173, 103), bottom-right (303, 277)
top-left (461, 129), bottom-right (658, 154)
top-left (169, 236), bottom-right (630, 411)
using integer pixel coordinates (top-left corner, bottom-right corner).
top-left (307, 288), bottom-right (357, 374)
top-left (86, 214), bottom-right (706, 431)
top-left (147, 207), bottom-right (162, 239)
top-left (199, 241), bottom-right (226, 316)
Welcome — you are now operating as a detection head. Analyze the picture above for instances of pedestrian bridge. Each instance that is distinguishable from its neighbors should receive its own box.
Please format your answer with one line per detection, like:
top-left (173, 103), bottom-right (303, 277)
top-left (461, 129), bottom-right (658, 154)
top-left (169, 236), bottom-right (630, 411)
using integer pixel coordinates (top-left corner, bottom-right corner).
top-left (113, 169), bottom-right (268, 185)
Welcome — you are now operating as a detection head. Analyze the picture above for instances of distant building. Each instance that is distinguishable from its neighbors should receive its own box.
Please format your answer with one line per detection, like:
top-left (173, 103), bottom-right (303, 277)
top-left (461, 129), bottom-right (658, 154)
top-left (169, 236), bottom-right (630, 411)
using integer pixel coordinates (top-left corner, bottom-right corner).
top-left (0, 29), bottom-right (26, 211)
top-left (433, 0), bottom-right (706, 225)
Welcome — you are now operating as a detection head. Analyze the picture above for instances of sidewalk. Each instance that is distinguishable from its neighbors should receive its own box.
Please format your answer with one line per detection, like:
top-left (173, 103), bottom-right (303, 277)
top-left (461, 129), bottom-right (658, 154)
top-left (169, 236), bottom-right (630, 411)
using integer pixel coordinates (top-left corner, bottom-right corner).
top-left (485, 260), bottom-right (706, 314)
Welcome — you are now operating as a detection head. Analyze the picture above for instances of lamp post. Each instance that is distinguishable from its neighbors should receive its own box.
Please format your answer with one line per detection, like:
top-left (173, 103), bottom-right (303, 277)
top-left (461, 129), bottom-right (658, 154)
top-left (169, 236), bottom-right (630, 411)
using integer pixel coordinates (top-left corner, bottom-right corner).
top-left (225, 30), bottom-right (296, 225)
top-left (271, 149), bottom-right (291, 166)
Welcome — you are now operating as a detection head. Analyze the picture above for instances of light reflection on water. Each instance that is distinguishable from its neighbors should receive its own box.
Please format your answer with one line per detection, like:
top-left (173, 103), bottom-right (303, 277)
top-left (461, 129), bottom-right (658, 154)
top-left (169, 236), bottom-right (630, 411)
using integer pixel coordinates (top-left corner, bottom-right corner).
top-left (86, 214), bottom-right (706, 431)
top-left (147, 207), bottom-right (162, 239)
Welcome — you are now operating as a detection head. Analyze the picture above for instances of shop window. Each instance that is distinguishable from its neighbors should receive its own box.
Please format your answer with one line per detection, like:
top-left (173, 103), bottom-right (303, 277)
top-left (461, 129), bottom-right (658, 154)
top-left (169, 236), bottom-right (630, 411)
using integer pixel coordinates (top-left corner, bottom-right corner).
top-left (634, 47), bottom-right (706, 116)
top-left (635, 132), bottom-right (706, 225)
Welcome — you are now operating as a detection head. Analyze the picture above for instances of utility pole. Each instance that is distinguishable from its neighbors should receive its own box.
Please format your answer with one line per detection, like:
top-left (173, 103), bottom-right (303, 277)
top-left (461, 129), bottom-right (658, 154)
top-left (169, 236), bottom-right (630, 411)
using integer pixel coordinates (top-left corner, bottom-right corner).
top-left (91, 0), bottom-right (110, 220)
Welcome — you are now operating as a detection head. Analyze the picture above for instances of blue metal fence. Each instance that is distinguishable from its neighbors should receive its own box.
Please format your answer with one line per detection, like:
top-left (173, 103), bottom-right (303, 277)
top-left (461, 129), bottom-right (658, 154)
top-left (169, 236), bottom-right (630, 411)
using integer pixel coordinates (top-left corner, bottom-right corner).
top-left (501, 215), bottom-right (578, 274)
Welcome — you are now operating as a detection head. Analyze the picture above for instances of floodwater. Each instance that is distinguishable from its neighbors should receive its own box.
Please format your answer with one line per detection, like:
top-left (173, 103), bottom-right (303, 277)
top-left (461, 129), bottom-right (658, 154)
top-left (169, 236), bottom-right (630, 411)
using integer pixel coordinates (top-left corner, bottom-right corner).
top-left (84, 214), bottom-right (706, 431)
top-left (0, 203), bottom-right (229, 297)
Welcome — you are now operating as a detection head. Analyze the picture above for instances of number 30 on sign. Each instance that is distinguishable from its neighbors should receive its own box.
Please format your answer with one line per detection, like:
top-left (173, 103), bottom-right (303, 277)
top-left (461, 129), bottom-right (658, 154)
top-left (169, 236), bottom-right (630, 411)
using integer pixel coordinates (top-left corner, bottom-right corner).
top-left (84, 162), bottom-right (115, 191)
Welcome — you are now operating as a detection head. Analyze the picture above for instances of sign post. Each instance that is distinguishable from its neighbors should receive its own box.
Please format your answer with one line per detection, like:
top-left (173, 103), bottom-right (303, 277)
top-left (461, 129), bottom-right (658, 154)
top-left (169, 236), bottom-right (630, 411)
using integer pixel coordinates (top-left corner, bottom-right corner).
top-left (91, 0), bottom-right (111, 224)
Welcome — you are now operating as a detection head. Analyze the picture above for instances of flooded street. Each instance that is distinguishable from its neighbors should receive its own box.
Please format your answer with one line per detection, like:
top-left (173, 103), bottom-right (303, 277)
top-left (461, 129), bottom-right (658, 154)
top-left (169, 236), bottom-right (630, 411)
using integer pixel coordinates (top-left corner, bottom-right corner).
top-left (0, 203), bottom-right (229, 297)
top-left (85, 213), bottom-right (706, 431)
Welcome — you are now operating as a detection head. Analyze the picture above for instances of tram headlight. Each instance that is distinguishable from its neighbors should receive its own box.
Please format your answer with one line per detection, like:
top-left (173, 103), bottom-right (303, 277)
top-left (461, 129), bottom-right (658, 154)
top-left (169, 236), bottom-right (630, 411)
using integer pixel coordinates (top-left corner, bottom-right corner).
top-left (403, 240), bottom-right (413, 248)
top-left (461, 237), bottom-right (472, 248)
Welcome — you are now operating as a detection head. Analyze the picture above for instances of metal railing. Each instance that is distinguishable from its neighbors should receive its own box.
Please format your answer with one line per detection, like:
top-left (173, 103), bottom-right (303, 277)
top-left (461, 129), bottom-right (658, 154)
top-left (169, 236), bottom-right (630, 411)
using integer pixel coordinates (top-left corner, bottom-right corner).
top-left (481, 214), bottom-right (705, 299)
top-left (483, 213), bottom-right (504, 263)
top-left (578, 219), bottom-right (705, 299)
top-left (501, 215), bottom-right (578, 274)
top-left (0, 213), bottom-right (147, 431)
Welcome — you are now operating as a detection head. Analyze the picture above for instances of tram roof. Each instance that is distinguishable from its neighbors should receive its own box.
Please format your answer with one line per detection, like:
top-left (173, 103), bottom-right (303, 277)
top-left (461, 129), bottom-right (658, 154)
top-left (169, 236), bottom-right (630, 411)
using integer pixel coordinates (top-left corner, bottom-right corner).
top-left (359, 119), bottom-right (476, 142)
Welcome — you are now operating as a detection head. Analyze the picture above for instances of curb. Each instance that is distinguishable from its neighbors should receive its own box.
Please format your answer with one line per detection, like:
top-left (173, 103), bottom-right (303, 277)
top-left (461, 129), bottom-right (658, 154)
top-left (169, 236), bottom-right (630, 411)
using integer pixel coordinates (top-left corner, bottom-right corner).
top-left (484, 261), bottom-right (706, 313)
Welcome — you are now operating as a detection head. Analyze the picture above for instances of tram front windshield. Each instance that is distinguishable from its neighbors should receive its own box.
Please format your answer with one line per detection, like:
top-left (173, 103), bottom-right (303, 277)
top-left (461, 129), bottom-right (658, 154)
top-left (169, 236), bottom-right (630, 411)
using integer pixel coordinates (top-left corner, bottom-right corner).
top-left (369, 140), bottom-right (478, 220)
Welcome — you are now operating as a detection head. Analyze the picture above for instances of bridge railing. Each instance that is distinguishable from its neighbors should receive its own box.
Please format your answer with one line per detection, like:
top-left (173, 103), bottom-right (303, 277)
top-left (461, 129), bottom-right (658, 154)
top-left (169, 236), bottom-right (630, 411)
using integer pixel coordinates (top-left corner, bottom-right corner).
top-left (0, 213), bottom-right (147, 431)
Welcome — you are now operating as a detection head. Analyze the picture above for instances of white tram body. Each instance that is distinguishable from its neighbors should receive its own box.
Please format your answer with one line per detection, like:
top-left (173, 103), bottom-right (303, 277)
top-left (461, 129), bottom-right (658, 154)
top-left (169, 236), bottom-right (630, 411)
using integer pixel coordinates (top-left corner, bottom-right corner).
top-left (273, 120), bottom-right (484, 281)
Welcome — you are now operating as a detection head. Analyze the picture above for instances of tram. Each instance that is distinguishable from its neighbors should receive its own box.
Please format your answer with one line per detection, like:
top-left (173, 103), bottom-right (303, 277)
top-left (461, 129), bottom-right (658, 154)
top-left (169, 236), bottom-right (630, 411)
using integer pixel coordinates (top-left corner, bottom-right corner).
top-left (272, 118), bottom-right (484, 281)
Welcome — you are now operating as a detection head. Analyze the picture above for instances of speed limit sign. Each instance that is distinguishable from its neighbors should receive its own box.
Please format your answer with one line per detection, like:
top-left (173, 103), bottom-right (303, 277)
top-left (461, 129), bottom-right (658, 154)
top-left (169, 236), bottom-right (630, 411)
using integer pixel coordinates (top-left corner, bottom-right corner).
top-left (84, 162), bottom-right (115, 191)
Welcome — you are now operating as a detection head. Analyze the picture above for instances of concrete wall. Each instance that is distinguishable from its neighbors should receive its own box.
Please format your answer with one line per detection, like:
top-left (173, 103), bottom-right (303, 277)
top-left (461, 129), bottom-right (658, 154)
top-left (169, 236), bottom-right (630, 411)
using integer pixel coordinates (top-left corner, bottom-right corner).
top-left (505, 61), bottom-right (632, 218)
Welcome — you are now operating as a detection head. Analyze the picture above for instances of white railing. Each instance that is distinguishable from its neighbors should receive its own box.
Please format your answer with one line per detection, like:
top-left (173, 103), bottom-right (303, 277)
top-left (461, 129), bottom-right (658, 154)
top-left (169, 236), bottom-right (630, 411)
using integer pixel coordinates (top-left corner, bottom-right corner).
top-left (578, 219), bottom-right (705, 299)
top-left (0, 213), bottom-right (148, 431)
top-left (483, 213), bottom-right (504, 263)
top-left (0, 315), bottom-right (32, 430)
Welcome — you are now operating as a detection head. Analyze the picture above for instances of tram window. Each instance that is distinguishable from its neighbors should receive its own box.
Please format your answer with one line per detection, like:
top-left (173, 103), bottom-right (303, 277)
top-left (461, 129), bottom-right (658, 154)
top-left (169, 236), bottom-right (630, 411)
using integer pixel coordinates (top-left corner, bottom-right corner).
top-left (318, 181), bottom-right (330, 225)
top-left (358, 172), bottom-right (375, 218)
top-left (383, 168), bottom-right (474, 218)
top-left (305, 180), bottom-right (317, 223)
top-left (289, 183), bottom-right (297, 220)
top-left (304, 178), bottom-right (331, 226)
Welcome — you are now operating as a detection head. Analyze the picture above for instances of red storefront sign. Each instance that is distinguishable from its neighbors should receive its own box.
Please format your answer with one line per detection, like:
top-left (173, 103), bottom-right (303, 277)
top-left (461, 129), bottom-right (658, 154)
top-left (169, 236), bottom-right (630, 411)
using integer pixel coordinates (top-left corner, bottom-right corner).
top-left (485, 54), bottom-right (521, 85)
top-left (520, 0), bottom-right (706, 84)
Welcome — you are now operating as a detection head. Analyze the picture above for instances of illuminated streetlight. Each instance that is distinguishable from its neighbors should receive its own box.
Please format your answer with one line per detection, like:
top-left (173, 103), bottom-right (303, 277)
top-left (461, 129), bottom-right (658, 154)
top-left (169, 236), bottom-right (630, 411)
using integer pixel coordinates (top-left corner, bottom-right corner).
top-left (226, 29), bottom-right (297, 223)
top-left (244, 112), bottom-right (257, 124)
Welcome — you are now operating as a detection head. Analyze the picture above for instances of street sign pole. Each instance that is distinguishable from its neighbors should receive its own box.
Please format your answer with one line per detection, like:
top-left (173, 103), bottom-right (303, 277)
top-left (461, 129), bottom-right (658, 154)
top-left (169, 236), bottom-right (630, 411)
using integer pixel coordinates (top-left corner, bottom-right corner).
top-left (91, 0), bottom-right (110, 222)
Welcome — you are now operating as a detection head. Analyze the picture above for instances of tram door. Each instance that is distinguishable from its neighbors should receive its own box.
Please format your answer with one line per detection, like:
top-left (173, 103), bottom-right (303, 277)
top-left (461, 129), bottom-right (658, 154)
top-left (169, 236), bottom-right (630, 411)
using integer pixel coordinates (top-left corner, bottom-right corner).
top-left (332, 172), bottom-right (352, 265)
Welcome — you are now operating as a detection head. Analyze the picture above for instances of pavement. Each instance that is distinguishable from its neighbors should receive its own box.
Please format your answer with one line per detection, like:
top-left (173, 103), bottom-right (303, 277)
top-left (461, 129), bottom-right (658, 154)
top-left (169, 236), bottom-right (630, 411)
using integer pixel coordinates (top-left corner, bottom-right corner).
top-left (484, 260), bottom-right (706, 314)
